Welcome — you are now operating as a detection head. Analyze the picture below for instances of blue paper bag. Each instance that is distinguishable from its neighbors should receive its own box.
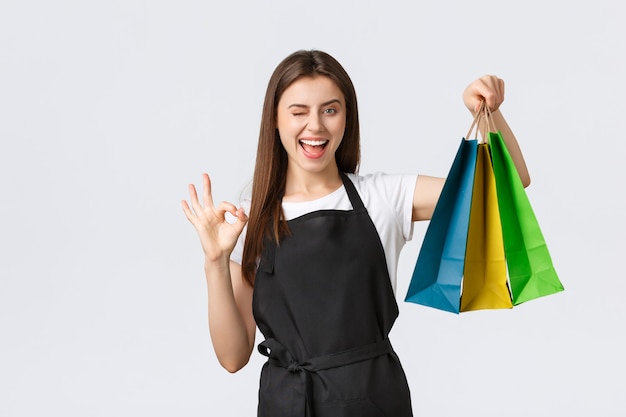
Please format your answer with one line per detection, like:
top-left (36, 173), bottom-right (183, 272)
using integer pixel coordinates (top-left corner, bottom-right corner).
top-left (405, 138), bottom-right (478, 313)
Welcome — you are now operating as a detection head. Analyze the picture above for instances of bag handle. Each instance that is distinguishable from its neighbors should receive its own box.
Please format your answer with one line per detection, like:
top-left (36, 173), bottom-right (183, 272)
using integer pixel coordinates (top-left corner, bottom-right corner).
top-left (465, 101), bottom-right (496, 144)
top-left (483, 103), bottom-right (496, 135)
top-left (465, 101), bottom-right (485, 142)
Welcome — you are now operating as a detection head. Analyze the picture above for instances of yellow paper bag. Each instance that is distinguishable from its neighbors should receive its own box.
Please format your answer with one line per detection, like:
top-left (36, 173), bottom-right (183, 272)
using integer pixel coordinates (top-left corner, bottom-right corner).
top-left (460, 143), bottom-right (513, 312)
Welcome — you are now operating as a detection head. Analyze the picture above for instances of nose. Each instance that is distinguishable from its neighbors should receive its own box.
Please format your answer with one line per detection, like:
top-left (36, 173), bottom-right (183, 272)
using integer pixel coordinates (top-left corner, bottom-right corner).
top-left (306, 113), bottom-right (324, 132)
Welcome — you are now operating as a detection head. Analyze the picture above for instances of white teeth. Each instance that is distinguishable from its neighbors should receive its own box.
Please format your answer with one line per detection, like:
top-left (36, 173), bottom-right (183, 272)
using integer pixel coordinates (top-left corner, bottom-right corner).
top-left (300, 139), bottom-right (328, 146)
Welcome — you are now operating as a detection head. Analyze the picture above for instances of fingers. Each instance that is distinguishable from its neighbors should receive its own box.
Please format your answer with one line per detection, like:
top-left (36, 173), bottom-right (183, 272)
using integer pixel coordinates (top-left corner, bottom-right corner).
top-left (181, 174), bottom-right (248, 224)
top-left (188, 183), bottom-right (204, 216)
top-left (185, 173), bottom-right (214, 215)
top-left (213, 202), bottom-right (248, 235)
top-left (215, 201), bottom-right (238, 217)
top-left (464, 75), bottom-right (506, 113)
top-left (215, 201), bottom-right (248, 224)
top-left (232, 206), bottom-right (249, 235)
top-left (479, 75), bottom-right (504, 111)
top-left (181, 199), bottom-right (195, 222)
top-left (202, 173), bottom-right (215, 209)
top-left (234, 206), bottom-right (249, 225)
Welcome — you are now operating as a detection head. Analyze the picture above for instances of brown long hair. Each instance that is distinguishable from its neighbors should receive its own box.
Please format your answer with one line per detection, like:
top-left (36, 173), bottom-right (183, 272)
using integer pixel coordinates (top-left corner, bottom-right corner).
top-left (241, 50), bottom-right (361, 285)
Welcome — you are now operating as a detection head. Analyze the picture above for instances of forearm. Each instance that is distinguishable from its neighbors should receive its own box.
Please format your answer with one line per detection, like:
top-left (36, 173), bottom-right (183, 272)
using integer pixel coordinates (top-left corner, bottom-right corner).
top-left (481, 109), bottom-right (531, 187)
top-left (205, 257), bottom-right (254, 373)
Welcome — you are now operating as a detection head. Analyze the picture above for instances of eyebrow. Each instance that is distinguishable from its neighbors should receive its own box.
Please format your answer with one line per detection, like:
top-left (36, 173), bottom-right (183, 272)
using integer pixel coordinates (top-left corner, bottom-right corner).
top-left (287, 99), bottom-right (342, 109)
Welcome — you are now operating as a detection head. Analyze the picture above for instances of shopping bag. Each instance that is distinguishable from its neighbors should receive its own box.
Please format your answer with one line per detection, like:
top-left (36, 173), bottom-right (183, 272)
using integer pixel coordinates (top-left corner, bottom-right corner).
top-left (404, 138), bottom-right (478, 313)
top-left (460, 143), bottom-right (513, 312)
top-left (488, 131), bottom-right (564, 304)
top-left (405, 103), bottom-right (562, 313)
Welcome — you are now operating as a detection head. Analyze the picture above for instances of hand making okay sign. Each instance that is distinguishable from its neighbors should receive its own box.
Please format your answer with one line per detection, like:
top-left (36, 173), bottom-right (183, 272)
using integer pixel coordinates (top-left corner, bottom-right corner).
top-left (182, 173), bottom-right (248, 262)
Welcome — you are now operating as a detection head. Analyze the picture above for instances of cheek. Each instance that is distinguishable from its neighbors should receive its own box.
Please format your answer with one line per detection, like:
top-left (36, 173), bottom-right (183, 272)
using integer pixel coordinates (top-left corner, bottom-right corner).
top-left (333, 121), bottom-right (347, 139)
top-left (334, 115), bottom-right (347, 134)
top-left (277, 117), bottom-right (302, 136)
top-left (277, 129), bottom-right (295, 152)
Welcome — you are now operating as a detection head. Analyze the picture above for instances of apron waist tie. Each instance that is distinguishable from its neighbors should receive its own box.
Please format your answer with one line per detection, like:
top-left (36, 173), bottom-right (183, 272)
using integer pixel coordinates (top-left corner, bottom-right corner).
top-left (258, 338), bottom-right (393, 417)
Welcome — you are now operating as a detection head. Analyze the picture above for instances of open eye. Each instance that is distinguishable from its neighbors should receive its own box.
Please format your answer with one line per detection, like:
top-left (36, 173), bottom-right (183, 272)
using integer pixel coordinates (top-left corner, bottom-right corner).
top-left (323, 108), bottom-right (337, 115)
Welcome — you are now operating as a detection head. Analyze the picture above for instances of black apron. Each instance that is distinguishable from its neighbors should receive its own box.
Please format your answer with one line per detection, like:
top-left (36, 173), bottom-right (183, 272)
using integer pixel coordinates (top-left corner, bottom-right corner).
top-left (253, 173), bottom-right (413, 417)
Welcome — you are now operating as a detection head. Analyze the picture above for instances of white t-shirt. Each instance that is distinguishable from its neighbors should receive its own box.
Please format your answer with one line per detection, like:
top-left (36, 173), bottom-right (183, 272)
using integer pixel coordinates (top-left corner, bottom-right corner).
top-left (230, 172), bottom-right (418, 293)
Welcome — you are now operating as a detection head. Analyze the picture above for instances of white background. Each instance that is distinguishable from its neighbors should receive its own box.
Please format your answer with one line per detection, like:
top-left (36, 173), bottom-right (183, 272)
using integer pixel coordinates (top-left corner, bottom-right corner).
top-left (1, 1), bottom-right (624, 416)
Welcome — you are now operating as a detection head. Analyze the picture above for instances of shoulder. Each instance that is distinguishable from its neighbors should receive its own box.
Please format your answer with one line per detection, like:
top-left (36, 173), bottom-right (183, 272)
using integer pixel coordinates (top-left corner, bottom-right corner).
top-left (345, 172), bottom-right (418, 203)
top-left (345, 172), bottom-right (418, 262)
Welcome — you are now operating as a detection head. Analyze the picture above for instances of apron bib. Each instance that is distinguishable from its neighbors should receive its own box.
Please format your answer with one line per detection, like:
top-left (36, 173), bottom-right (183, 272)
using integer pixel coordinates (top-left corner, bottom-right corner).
top-left (253, 173), bottom-right (413, 417)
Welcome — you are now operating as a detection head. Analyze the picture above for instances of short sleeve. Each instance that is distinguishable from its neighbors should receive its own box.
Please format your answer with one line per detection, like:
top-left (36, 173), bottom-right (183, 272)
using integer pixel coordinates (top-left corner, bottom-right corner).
top-left (346, 172), bottom-right (418, 293)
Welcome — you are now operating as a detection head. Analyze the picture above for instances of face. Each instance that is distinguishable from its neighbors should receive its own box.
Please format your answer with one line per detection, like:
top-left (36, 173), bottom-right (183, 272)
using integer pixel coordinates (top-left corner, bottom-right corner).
top-left (276, 76), bottom-right (346, 178)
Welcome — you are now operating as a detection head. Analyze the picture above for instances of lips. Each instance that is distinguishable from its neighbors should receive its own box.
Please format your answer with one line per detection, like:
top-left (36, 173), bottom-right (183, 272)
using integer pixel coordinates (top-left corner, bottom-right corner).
top-left (299, 139), bottom-right (329, 159)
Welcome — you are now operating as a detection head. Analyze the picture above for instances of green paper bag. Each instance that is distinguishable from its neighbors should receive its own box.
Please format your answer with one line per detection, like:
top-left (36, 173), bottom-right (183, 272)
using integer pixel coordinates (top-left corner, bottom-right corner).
top-left (488, 131), bottom-right (564, 304)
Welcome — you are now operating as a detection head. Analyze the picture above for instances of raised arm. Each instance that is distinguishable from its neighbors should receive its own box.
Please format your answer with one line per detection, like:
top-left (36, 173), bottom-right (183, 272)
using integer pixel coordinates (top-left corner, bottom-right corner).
top-left (182, 173), bottom-right (256, 373)
top-left (412, 75), bottom-right (530, 222)
top-left (462, 75), bottom-right (530, 187)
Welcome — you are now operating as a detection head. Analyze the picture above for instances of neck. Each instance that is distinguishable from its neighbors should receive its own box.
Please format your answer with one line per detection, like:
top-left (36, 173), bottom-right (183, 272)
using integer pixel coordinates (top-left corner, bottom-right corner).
top-left (283, 165), bottom-right (343, 202)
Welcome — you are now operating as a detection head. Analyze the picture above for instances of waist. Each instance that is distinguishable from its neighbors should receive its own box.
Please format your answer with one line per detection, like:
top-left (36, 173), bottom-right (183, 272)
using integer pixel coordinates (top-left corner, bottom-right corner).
top-left (257, 338), bottom-right (399, 417)
top-left (258, 338), bottom-right (393, 373)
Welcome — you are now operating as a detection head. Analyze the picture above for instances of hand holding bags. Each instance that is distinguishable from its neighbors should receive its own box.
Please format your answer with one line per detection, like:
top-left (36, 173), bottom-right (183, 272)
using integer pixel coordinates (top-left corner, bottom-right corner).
top-left (405, 105), bottom-right (563, 313)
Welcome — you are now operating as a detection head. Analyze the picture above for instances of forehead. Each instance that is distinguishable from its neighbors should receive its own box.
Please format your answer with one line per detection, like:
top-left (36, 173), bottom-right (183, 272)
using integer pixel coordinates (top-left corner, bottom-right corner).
top-left (279, 76), bottom-right (344, 105)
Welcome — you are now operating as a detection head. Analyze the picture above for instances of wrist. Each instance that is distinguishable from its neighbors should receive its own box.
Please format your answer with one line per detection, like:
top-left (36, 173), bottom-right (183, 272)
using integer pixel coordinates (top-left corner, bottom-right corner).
top-left (204, 253), bottom-right (231, 271)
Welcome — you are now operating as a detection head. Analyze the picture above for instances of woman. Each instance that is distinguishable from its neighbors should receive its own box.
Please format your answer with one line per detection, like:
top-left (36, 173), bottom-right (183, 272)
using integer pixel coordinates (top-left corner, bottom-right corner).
top-left (182, 50), bottom-right (530, 417)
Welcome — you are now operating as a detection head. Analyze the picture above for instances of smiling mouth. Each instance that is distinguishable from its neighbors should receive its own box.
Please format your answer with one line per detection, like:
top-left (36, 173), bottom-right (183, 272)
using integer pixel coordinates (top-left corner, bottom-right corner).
top-left (299, 139), bottom-right (329, 156)
top-left (300, 139), bottom-right (329, 147)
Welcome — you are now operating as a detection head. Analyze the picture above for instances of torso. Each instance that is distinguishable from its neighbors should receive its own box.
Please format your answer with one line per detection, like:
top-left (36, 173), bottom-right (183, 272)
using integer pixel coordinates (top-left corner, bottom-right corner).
top-left (253, 173), bottom-right (413, 417)
top-left (231, 172), bottom-right (418, 293)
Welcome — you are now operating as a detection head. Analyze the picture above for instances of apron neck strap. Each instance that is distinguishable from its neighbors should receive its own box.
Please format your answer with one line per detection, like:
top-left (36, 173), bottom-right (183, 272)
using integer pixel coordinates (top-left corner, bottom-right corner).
top-left (339, 172), bottom-right (365, 210)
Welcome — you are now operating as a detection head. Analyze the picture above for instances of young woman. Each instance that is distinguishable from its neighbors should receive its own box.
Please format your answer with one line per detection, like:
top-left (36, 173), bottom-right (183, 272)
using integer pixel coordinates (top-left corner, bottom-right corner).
top-left (182, 50), bottom-right (530, 417)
